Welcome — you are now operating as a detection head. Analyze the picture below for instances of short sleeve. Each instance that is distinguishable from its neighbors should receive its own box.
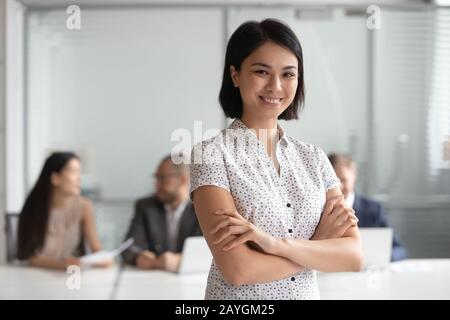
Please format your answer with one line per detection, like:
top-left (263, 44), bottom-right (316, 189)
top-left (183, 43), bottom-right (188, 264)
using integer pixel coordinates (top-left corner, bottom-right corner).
top-left (189, 139), bottom-right (231, 201)
top-left (316, 146), bottom-right (341, 192)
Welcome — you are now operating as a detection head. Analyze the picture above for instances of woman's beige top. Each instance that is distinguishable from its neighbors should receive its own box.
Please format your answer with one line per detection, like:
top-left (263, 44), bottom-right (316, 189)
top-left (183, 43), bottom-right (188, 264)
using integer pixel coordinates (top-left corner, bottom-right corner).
top-left (39, 196), bottom-right (84, 260)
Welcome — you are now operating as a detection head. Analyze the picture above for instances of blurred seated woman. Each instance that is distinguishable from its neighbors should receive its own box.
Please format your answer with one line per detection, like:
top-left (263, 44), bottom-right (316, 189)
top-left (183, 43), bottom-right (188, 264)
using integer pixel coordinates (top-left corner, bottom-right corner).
top-left (17, 152), bottom-right (112, 270)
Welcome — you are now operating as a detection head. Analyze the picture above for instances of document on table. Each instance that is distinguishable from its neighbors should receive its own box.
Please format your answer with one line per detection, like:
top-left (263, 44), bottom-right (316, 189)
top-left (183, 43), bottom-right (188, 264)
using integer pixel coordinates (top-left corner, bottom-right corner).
top-left (80, 238), bottom-right (134, 266)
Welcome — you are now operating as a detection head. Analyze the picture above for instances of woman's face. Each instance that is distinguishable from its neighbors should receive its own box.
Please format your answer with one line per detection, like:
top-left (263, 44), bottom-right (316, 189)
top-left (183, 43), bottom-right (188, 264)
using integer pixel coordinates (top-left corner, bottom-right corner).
top-left (51, 158), bottom-right (81, 196)
top-left (231, 41), bottom-right (299, 121)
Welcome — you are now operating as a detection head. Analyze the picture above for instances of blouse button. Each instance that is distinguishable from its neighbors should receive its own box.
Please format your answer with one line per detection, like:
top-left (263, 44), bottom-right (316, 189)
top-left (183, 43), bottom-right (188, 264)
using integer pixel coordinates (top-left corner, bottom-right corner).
top-left (291, 277), bottom-right (296, 281)
top-left (288, 229), bottom-right (293, 233)
top-left (286, 203), bottom-right (292, 208)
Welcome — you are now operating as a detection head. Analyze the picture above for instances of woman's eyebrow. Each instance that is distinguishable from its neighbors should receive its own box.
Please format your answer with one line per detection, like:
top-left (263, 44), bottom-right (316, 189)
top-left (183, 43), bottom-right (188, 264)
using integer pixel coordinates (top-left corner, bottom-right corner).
top-left (251, 62), bottom-right (297, 70)
top-left (251, 62), bottom-right (271, 68)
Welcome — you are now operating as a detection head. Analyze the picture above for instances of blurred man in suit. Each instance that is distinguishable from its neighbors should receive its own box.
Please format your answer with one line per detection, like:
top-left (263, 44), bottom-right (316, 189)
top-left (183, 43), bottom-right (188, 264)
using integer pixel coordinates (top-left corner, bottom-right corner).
top-left (122, 155), bottom-right (202, 271)
top-left (328, 153), bottom-right (408, 261)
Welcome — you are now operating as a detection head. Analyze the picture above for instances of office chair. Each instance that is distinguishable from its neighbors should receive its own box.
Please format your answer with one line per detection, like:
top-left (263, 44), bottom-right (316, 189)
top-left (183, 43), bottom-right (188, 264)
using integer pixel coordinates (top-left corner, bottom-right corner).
top-left (5, 212), bottom-right (20, 263)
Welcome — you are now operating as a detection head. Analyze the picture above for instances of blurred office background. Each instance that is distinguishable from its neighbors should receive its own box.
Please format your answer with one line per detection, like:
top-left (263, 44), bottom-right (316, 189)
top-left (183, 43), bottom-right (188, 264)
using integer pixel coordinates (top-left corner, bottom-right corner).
top-left (1, 0), bottom-right (449, 263)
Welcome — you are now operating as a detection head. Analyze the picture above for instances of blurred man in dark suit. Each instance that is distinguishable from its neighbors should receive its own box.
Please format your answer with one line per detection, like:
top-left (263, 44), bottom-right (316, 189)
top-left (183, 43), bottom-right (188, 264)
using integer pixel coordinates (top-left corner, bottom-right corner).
top-left (122, 155), bottom-right (202, 271)
top-left (328, 153), bottom-right (408, 261)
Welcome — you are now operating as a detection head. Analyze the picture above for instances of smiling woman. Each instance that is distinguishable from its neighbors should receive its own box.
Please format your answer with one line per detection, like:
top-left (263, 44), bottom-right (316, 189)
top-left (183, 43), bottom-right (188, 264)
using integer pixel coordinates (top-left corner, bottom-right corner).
top-left (219, 19), bottom-right (304, 121)
top-left (230, 42), bottom-right (299, 125)
top-left (190, 19), bottom-right (362, 300)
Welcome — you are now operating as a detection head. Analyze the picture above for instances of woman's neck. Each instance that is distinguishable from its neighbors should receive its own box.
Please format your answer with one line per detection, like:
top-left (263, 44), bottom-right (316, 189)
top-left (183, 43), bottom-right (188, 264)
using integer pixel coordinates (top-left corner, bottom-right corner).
top-left (51, 190), bottom-right (76, 210)
top-left (240, 113), bottom-right (280, 157)
top-left (240, 113), bottom-right (278, 133)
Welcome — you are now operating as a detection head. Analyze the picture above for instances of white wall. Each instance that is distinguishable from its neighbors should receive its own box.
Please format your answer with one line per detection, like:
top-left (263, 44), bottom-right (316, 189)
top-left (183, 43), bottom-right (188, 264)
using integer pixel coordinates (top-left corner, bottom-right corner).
top-left (27, 8), bottom-right (226, 200)
top-left (372, 9), bottom-right (438, 196)
top-left (0, 0), bottom-right (7, 264)
top-left (6, 0), bottom-right (25, 213)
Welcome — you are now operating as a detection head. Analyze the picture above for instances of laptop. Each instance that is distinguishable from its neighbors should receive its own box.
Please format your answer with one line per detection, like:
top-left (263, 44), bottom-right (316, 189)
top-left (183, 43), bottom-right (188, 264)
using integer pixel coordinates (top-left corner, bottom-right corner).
top-left (359, 228), bottom-right (393, 269)
top-left (177, 236), bottom-right (212, 274)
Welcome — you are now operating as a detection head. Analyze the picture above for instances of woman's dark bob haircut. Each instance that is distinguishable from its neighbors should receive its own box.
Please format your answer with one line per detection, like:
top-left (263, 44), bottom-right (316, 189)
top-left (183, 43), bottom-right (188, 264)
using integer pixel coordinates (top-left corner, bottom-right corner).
top-left (219, 19), bottom-right (304, 120)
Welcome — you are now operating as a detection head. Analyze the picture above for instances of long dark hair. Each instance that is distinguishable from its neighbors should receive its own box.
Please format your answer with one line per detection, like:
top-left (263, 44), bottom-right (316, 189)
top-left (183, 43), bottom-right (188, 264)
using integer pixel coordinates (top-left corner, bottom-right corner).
top-left (17, 152), bottom-right (79, 260)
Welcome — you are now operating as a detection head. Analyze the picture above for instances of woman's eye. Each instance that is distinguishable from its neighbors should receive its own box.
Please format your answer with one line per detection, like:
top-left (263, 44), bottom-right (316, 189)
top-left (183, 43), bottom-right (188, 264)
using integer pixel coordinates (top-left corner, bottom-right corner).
top-left (285, 72), bottom-right (296, 78)
top-left (255, 70), bottom-right (268, 75)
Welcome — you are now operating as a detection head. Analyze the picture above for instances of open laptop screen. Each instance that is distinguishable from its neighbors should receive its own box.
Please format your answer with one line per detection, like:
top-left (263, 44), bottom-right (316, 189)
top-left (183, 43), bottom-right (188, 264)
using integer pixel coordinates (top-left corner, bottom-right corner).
top-left (178, 236), bottom-right (212, 274)
top-left (360, 228), bottom-right (393, 269)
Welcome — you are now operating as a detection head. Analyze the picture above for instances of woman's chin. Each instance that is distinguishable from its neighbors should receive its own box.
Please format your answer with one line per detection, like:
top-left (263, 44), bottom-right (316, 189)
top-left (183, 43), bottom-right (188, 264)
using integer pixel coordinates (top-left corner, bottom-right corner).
top-left (258, 100), bottom-right (283, 109)
top-left (256, 104), bottom-right (288, 118)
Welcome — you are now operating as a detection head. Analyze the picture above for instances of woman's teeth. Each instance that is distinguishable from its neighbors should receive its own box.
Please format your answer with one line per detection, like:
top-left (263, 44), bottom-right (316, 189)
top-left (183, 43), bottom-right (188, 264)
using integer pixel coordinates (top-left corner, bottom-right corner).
top-left (260, 96), bottom-right (282, 104)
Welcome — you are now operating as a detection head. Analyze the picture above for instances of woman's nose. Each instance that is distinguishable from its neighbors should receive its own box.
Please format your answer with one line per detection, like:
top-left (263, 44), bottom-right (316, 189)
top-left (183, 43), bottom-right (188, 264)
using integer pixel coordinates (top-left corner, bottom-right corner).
top-left (266, 75), bottom-right (282, 92)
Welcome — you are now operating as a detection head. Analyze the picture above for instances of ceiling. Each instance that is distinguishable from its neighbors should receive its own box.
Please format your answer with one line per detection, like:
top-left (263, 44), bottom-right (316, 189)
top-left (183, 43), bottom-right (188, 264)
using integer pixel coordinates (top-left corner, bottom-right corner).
top-left (18, 0), bottom-right (428, 9)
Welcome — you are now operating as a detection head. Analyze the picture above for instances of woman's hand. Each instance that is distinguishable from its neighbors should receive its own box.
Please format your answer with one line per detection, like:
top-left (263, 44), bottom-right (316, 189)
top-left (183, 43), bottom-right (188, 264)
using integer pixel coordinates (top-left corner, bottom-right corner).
top-left (155, 252), bottom-right (182, 273)
top-left (136, 251), bottom-right (158, 270)
top-left (211, 209), bottom-right (279, 254)
top-left (311, 195), bottom-right (359, 240)
top-left (63, 256), bottom-right (81, 268)
top-left (93, 256), bottom-right (114, 268)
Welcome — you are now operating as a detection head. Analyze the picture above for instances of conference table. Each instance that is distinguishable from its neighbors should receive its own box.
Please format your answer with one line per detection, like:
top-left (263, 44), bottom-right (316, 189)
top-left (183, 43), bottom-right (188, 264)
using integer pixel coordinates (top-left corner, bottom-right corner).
top-left (0, 264), bottom-right (119, 299)
top-left (1, 259), bottom-right (450, 299)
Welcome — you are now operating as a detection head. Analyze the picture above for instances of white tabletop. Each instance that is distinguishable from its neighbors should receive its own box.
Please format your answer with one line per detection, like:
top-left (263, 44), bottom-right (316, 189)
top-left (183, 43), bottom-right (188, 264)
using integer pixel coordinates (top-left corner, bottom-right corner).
top-left (318, 259), bottom-right (450, 300)
top-left (0, 264), bottom-right (120, 300)
top-left (1, 259), bottom-right (450, 299)
top-left (114, 268), bottom-right (208, 300)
